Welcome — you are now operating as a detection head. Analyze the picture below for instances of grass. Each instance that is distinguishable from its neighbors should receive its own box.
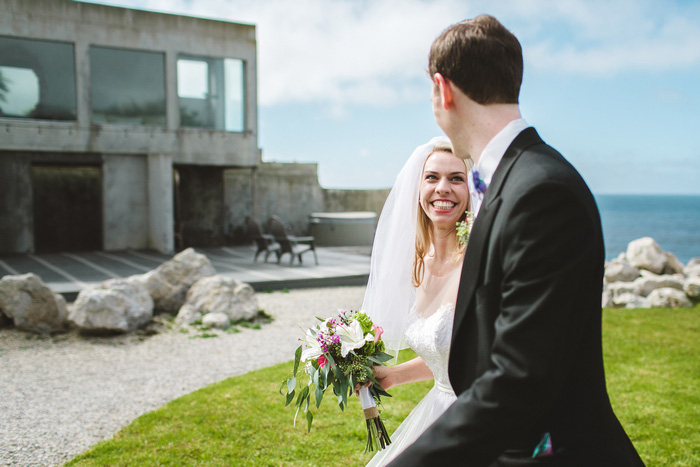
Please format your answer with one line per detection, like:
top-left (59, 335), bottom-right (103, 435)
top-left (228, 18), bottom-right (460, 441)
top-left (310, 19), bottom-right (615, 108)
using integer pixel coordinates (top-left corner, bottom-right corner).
top-left (66, 305), bottom-right (700, 466)
top-left (602, 305), bottom-right (700, 466)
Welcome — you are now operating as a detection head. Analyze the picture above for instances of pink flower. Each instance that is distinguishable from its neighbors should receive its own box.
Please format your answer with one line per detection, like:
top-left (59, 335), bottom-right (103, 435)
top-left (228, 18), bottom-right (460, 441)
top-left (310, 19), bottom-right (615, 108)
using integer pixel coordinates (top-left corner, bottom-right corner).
top-left (372, 325), bottom-right (383, 343)
top-left (318, 355), bottom-right (328, 368)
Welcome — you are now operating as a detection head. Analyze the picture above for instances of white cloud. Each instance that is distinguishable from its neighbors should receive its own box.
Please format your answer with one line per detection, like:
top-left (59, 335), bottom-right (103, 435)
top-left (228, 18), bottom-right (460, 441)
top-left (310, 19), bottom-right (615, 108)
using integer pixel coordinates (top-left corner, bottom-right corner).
top-left (81, 0), bottom-right (700, 106)
top-left (80, 0), bottom-right (468, 109)
top-left (493, 0), bottom-right (700, 75)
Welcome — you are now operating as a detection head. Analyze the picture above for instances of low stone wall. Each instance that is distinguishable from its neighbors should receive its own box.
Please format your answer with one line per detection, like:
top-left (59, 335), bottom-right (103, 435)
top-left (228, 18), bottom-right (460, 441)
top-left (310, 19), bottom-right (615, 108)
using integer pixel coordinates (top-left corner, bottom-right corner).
top-left (225, 163), bottom-right (390, 244)
top-left (322, 188), bottom-right (390, 218)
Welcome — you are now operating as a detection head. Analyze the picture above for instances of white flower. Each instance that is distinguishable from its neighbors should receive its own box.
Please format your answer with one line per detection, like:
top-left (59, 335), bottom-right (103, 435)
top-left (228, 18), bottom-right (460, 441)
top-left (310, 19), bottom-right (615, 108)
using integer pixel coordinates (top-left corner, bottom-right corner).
top-left (299, 327), bottom-right (323, 362)
top-left (336, 320), bottom-right (374, 357)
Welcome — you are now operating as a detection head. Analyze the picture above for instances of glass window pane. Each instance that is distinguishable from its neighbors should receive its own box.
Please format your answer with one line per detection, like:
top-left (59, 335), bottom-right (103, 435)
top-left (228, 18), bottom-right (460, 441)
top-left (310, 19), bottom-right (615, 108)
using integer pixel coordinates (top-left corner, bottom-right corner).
top-left (178, 55), bottom-right (245, 132)
top-left (90, 46), bottom-right (165, 126)
top-left (178, 58), bottom-right (210, 128)
top-left (0, 36), bottom-right (77, 121)
top-left (178, 59), bottom-right (208, 99)
top-left (224, 58), bottom-right (244, 132)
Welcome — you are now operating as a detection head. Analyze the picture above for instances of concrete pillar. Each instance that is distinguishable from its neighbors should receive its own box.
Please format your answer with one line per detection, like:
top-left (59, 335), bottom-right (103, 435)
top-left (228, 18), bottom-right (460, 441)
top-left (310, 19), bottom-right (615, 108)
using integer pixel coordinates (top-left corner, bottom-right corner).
top-left (147, 153), bottom-right (174, 253)
top-left (103, 155), bottom-right (149, 250)
top-left (0, 155), bottom-right (33, 254)
top-left (75, 40), bottom-right (90, 127)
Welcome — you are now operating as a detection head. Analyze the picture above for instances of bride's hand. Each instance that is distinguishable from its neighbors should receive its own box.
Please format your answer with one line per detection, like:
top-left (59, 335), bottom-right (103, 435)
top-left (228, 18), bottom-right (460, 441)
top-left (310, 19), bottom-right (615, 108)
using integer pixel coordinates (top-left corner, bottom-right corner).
top-left (354, 365), bottom-right (393, 396)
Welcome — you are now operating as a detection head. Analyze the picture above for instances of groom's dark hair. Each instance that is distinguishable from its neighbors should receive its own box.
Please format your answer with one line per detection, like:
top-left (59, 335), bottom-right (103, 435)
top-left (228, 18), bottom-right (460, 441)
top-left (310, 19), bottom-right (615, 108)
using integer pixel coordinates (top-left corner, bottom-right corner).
top-left (429, 15), bottom-right (522, 105)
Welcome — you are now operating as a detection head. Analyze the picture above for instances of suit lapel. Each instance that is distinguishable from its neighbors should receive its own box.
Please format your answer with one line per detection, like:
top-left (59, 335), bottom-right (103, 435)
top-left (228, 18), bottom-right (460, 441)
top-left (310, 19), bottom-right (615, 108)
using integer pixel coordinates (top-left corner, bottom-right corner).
top-left (452, 128), bottom-right (543, 336)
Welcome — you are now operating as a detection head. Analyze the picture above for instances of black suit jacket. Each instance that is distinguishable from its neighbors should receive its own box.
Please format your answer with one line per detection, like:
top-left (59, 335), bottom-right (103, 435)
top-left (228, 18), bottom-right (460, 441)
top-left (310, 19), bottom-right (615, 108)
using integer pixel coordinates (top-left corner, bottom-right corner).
top-left (388, 129), bottom-right (645, 466)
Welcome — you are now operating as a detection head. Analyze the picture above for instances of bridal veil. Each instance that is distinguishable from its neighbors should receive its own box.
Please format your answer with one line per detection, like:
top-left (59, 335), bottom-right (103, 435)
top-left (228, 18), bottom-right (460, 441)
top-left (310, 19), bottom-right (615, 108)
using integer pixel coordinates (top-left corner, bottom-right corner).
top-left (361, 136), bottom-right (450, 357)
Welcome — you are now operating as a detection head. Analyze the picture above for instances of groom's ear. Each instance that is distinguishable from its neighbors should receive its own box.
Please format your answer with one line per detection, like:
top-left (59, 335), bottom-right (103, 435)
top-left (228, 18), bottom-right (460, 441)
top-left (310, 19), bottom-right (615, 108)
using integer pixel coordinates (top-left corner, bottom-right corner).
top-left (433, 73), bottom-right (454, 109)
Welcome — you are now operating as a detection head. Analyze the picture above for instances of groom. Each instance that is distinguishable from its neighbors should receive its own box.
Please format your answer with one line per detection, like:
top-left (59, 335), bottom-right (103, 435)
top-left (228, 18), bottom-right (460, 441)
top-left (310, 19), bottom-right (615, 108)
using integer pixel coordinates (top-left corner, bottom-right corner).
top-left (388, 15), bottom-right (645, 467)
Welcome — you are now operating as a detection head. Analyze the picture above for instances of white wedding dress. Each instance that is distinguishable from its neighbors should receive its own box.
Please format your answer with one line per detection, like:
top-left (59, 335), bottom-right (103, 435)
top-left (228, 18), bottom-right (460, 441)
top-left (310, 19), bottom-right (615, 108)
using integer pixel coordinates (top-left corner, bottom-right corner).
top-left (366, 263), bottom-right (461, 466)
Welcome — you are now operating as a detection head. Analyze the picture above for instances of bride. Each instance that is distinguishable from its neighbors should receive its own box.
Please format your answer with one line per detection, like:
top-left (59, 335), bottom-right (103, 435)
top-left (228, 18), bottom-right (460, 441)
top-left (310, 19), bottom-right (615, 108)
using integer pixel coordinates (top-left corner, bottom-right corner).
top-left (361, 137), bottom-right (471, 466)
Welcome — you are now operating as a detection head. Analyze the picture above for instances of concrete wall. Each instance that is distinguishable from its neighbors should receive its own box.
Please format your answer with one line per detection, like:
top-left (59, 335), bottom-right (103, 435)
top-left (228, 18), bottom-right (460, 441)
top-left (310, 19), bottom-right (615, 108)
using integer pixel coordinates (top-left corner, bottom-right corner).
top-left (323, 189), bottom-right (390, 217)
top-left (223, 167), bottom-right (256, 242)
top-left (250, 162), bottom-right (325, 237)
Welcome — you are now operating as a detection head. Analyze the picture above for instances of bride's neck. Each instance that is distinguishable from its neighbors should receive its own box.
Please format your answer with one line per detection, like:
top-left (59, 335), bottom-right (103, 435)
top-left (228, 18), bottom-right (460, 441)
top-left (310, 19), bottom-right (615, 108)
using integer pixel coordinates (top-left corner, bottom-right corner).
top-left (430, 227), bottom-right (460, 267)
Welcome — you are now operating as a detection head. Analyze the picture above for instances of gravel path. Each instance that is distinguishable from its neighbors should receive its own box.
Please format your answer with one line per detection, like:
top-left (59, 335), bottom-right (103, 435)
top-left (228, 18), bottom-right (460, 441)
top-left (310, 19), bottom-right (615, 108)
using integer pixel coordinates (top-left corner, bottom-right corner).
top-left (0, 286), bottom-right (366, 467)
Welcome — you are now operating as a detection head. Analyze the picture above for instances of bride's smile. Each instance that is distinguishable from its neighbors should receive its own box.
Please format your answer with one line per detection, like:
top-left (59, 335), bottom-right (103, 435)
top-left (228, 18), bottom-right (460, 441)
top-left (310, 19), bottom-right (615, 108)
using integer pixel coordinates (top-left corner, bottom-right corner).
top-left (419, 151), bottom-right (469, 230)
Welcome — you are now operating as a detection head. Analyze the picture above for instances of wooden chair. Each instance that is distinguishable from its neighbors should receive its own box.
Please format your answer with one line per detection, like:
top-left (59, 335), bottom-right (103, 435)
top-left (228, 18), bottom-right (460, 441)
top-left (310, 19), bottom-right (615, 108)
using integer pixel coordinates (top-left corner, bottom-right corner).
top-left (245, 216), bottom-right (280, 263)
top-left (267, 215), bottom-right (319, 266)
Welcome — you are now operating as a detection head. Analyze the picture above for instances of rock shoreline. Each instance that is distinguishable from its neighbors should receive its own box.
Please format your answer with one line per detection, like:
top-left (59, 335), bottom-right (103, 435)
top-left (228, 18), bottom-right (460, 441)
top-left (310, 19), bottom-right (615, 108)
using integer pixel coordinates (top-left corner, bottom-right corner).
top-left (603, 237), bottom-right (700, 309)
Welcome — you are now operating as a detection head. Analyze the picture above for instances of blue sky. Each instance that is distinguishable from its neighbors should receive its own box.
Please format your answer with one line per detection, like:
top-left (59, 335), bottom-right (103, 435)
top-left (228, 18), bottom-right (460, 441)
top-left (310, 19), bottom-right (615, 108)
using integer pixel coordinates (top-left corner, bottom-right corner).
top-left (81, 0), bottom-right (700, 194)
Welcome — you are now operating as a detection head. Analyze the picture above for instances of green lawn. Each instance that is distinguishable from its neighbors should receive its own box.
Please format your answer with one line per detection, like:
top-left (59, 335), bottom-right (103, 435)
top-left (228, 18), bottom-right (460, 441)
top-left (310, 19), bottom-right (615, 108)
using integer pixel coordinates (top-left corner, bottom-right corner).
top-left (67, 305), bottom-right (700, 466)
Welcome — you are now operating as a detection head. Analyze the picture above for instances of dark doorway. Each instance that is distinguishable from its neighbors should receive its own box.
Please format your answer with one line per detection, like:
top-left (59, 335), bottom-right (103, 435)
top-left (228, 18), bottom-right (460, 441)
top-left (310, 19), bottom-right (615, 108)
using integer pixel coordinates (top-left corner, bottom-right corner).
top-left (173, 165), bottom-right (224, 250)
top-left (31, 164), bottom-right (102, 252)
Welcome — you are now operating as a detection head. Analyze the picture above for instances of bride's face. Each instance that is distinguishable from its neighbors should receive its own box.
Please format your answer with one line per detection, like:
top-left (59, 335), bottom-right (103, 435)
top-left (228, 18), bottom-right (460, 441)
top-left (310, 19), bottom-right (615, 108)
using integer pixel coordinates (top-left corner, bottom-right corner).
top-left (419, 151), bottom-right (469, 230)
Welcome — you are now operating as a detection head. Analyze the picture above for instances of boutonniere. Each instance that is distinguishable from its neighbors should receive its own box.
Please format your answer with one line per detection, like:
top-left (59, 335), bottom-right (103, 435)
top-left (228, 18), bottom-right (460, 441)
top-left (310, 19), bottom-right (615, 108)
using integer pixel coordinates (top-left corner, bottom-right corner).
top-left (456, 211), bottom-right (475, 245)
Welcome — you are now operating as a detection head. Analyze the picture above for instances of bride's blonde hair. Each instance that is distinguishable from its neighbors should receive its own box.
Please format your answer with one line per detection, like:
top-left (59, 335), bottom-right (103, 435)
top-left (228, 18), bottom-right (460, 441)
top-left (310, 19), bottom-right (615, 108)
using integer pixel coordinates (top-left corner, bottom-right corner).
top-left (412, 142), bottom-right (473, 287)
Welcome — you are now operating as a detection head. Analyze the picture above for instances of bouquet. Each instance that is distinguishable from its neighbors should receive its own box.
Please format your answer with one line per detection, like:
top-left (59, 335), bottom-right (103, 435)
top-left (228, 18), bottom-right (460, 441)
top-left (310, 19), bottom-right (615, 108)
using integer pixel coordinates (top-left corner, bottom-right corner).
top-left (456, 210), bottom-right (475, 245)
top-left (280, 309), bottom-right (393, 452)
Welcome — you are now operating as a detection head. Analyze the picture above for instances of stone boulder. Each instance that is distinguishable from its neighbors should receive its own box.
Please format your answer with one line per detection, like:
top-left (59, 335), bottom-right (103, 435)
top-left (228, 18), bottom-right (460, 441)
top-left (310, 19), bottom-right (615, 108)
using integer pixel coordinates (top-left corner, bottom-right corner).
top-left (202, 312), bottom-right (231, 329)
top-left (69, 279), bottom-right (153, 334)
top-left (684, 258), bottom-right (700, 277)
top-left (612, 292), bottom-right (651, 309)
top-left (626, 237), bottom-right (667, 274)
top-left (648, 288), bottom-right (693, 308)
top-left (632, 273), bottom-right (685, 297)
top-left (684, 276), bottom-right (700, 299)
top-left (662, 252), bottom-right (684, 275)
top-left (132, 248), bottom-right (216, 313)
top-left (606, 281), bottom-right (637, 301)
top-left (601, 289), bottom-right (614, 308)
top-left (604, 259), bottom-right (639, 283)
top-left (176, 276), bottom-right (258, 325)
top-left (0, 273), bottom-right (68, 334)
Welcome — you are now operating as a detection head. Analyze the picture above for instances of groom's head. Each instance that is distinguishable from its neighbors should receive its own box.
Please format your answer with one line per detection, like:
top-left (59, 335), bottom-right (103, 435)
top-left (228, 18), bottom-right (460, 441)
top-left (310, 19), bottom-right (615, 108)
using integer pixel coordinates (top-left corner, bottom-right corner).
top-left (429, 15), bottom-right (523, 105)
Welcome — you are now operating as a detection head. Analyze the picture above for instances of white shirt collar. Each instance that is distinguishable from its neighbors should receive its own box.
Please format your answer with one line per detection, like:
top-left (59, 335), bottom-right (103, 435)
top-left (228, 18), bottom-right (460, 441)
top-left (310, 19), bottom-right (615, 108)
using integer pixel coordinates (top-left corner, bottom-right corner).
top-left (474, 117), bottom-right (530, 186)
top-left (469, 118), bottom-right (530, 215)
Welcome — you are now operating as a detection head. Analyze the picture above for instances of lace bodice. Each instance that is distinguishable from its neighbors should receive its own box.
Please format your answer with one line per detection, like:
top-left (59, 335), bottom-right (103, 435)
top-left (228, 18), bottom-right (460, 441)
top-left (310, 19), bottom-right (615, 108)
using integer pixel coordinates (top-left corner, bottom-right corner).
top-left (403, 263), bottom-right (461, 390)
top-left (404, 302), bottom-right (455, 388)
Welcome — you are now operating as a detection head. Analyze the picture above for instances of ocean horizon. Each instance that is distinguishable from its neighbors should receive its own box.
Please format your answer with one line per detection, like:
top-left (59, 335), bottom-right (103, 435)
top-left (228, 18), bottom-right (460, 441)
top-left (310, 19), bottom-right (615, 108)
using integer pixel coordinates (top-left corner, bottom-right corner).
top-left (595, 194), bottom-right (700, 264)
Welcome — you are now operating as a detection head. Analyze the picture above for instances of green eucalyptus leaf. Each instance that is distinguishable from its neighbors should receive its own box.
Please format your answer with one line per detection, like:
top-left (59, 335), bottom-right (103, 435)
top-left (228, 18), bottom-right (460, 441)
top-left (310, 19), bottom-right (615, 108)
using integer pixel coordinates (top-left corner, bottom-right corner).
top-left (374, 351), bottom-right (393, 363)
top-left (315, 385), bottom-right (324, 408)
top-left (337, 394), bottom-right (345, 411)
top-left (306, 410), bottom-right (314, 432)
top-left (310, 366), bottom-right (319, 387)
top-left (279, 379), bottom-right (288, 395)
top-left (293, 402), bottom-right (301, 426)
top-left (293, 345), bottom-right (302, 376)
top-left (340, 379), bottom-right (349, 407)
top-left (287, 376), bottom-right (296, 394)
top-left (285, 389), bottom-right (295, 406)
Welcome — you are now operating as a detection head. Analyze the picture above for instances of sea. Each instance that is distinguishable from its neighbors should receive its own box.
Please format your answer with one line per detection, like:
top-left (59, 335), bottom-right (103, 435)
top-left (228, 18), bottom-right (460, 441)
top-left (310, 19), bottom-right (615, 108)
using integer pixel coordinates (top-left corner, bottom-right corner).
top-left (595, 194), bottom-right (700, 264)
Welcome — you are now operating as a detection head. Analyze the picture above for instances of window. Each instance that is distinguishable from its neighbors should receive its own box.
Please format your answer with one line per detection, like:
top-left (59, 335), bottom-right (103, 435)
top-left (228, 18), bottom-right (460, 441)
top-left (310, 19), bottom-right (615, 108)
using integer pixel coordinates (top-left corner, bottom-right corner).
top-left (90, 46), bottom-right (166, 125)
top-left (177, 56), bottom-right (244, 132)
top-left (0, 36), bottom-right (77, 120)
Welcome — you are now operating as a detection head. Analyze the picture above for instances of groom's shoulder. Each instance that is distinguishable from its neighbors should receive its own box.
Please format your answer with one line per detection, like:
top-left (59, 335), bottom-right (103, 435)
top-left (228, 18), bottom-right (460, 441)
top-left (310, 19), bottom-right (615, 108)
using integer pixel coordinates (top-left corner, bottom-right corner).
top-left (512, 134), bottom-right (581, 183)
top-left (506, 136), bottom-right (594, 200)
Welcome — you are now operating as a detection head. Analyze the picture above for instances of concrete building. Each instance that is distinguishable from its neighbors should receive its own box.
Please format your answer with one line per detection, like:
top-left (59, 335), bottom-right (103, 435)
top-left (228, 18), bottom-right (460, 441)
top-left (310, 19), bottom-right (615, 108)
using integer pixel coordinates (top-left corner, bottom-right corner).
top-left (0, 0), bottom-right (387, 256)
